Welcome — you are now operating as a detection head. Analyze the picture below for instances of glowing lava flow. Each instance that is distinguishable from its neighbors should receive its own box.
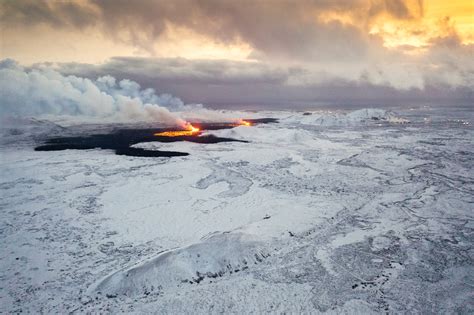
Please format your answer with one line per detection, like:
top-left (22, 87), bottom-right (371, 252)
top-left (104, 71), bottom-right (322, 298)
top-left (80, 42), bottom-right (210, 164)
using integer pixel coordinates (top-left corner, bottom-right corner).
top-left (154, 120), bottom-right (251, 137)
top-left (154, 123), bottom-right (201, 137)
top-left (238, 120), bottom-right (252, 126)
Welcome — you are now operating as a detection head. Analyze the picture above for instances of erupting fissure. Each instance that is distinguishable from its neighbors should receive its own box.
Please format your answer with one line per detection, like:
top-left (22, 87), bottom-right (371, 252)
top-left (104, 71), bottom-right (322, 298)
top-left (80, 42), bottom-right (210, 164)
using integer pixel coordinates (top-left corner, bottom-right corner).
top-left (154, 119), bottom-right (252, 137)
top-left (154, 123), bottom-right (201, 137)
top-left (239, 120), bottom-right (252, 126)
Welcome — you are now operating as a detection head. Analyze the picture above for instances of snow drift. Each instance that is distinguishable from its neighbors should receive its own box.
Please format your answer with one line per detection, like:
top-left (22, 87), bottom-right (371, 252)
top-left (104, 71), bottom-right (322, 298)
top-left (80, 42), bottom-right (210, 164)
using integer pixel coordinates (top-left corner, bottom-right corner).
top-left (88, 233), bottom-right (269, 297)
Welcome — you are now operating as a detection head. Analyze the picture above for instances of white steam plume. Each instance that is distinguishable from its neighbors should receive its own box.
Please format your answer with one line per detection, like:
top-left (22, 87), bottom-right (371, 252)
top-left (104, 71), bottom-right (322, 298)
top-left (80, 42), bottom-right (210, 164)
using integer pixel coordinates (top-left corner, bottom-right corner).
top-left (0, 59), bottom-right (188, 126)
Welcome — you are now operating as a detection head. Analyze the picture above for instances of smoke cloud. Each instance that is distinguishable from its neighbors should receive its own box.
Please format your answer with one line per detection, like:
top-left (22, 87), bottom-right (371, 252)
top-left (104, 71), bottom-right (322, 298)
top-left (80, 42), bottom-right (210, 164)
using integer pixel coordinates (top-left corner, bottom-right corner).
top-left (0, 59), bottom-right (189, 125)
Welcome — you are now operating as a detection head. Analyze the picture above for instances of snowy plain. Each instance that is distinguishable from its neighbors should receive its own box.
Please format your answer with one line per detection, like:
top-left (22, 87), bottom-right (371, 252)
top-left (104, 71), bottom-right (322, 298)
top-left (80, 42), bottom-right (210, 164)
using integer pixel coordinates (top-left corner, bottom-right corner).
top-left (0, 105), bottom-right (473, 313)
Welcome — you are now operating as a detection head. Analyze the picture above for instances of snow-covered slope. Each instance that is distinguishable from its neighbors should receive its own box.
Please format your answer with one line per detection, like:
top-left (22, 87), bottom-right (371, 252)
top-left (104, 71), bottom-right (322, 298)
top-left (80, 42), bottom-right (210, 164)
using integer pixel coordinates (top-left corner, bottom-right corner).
top-left (89, 233), bottom-right (269, 297)
top-left (1, 107), bottom-right (472, 313)
top-left (303, 108), bottom-right (410, 126)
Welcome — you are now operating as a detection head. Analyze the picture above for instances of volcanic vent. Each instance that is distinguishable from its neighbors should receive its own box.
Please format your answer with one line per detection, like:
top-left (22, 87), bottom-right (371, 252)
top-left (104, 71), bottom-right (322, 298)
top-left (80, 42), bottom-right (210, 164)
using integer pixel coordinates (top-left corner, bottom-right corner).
top-left (35, 119), bottom-right (277, 157)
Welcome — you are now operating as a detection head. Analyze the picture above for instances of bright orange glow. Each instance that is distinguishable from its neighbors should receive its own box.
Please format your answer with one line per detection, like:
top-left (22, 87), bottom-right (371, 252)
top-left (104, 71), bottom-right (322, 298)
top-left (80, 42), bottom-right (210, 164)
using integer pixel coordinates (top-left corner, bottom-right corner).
top-left (369, 0), bottom-right (474, 49)
top-left (239, 120), bottom-right (252, 126)
top-left (154, 123), bottom-right (200, 137)
top-left (187, 124), bottom-right (200, 133)
top-left (313, 0), bottom-right (474, 51)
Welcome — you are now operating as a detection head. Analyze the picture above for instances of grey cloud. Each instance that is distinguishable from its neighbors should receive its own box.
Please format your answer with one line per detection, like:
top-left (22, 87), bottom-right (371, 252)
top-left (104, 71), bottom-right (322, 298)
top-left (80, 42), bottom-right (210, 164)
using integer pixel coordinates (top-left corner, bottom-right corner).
top-left (54, 57), bottom-right (472, 106)
top-left (2, 0), bottom-right (471, 105)
top-left (369, 0), bottom-right (417, 19)
top-left (2, 0), bottom-right (421, 60)
top-left (0, 0), bottom-right (98, 29)
top-left (422, 29), bottom-right (474, 89)
top-left (89, 0), bottom-right (420, 60)
top-left (58, 57), bottom-right (291, 85)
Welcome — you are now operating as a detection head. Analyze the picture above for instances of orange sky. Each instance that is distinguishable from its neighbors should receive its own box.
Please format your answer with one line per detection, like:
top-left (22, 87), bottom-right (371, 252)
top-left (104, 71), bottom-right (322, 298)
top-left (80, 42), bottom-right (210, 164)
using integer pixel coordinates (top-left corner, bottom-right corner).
top-left (369, 0), bottom-right (474, 49)
top-left (1, 0), bottom-right (472, 64)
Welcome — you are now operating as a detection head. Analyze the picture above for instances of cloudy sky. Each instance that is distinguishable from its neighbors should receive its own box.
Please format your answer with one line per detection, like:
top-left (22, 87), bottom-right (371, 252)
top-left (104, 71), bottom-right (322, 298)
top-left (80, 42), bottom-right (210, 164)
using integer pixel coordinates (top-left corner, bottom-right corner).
top-left (1, 0), bottom-right (473, 107)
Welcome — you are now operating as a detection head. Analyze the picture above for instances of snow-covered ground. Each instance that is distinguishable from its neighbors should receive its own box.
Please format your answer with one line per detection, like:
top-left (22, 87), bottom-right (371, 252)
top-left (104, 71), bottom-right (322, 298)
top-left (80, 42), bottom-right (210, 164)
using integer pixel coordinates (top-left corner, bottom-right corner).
top-left (1, 106), bottom-right (473, 313)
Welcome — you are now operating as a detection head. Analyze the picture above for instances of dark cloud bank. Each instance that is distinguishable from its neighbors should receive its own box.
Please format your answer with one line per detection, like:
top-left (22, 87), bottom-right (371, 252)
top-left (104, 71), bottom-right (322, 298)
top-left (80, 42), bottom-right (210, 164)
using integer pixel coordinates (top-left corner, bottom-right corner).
top-left (57, 57), bottom-right (472, 108)
top-left (1, 0), bottom-right (473, 107)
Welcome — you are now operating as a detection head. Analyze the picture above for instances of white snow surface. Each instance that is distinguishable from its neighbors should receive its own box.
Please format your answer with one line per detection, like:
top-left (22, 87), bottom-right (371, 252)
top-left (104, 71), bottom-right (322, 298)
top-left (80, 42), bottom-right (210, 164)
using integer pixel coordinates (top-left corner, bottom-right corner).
top-left (296, 108), bottom-right (410, 126)
top-left (0, 107), bottom-right (473, 313)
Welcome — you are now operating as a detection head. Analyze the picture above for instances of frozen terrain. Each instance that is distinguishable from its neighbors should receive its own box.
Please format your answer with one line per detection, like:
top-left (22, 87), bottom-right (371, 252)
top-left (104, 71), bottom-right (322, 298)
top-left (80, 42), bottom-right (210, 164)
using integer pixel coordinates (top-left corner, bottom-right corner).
top-left (0, 105), bottom-right (473, 313)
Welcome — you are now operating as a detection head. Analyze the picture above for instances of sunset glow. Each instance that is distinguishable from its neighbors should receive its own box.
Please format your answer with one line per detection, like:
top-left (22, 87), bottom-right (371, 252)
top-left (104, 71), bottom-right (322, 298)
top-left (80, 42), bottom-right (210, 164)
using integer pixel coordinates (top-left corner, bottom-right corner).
top-left (369, 0), bottom-right (474, 50)
top-left (2, 0), bottom-right (472, 64)
top-left (0, 0), bottom-right (472, 102)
